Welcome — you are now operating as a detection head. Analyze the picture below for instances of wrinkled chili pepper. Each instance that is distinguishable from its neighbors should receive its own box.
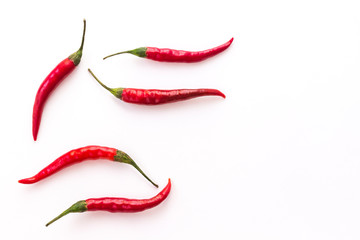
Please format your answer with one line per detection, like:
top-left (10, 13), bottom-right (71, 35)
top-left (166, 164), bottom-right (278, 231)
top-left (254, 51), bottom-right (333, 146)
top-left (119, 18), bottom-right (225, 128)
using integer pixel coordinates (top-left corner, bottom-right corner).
top-left (32, 19), bottom-right (86, 141)
top-left (88, 69), bottom-right (225, 105)
top-left (18, 145), bottom-right (158, 187)
top-left (103, 38), bottom-right (233, 62)
top-left (45, 178), bottom-right (171, 226)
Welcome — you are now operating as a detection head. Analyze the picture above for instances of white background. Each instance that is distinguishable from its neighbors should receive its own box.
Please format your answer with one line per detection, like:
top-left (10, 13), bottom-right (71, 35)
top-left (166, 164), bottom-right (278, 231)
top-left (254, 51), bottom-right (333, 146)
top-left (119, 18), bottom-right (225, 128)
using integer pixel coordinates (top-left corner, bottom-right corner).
top-left (1, 0), bottom-right (360, 239)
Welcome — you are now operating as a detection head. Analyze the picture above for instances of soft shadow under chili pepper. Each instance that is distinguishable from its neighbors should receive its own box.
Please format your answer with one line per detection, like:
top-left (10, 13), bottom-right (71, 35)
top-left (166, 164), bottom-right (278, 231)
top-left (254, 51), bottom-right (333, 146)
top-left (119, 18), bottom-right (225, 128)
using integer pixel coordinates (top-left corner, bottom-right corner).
top-left (88, 69), bottom-right (225, 105)
top-left (45, 179), bottom-right (171, 227)
top-left (32, 19), bottom-right (86, 141)
top-left (18, 145), bottom-right (158, 188)
top-left (103, 38), bottom-right (233, 62)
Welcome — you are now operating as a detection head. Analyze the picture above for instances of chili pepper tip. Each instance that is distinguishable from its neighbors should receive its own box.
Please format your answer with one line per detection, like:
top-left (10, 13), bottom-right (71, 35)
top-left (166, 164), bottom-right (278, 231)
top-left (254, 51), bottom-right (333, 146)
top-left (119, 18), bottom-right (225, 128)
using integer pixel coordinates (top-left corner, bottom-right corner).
top-left (216, 91), bottom-right (226, 99)
top-left (18, 178), bottom-right (35, 184)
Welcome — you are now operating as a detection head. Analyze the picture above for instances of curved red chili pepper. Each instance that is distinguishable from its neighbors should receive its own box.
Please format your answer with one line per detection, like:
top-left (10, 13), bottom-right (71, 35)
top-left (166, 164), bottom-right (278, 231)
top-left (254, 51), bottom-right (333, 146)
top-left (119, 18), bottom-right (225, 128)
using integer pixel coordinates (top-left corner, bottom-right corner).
top-left (45, 179), bottom-right (171, 226)
top-left (18, 145), bottom-right (158, 187)
top-left (32, 19), bottom-right (86, 141)
top-left (88, 69), bottom-right (225, 105)
top-left (103, 38), bottom-right (233, 62)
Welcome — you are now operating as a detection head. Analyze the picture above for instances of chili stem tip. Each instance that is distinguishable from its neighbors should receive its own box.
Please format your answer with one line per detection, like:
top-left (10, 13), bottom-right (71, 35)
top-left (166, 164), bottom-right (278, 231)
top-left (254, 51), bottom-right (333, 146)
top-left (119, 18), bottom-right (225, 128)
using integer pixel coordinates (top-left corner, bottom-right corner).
top-left (103, 51), bottom-right (129, 60)
top-left (79, 19), bottom-right (86, 51)
top-left (88, 69), bottom-right (114, 94)
top-left (45, 200), bottom-right (87, 227)
top-left (114, 150), bottom-right (159, 188)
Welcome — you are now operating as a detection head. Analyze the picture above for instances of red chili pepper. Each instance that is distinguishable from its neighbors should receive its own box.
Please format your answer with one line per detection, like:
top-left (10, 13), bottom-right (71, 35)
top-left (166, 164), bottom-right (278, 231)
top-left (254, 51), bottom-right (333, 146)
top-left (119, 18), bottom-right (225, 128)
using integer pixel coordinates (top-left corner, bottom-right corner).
top-left (88, 69), bottom-right (225, 104)
top-left (45, 179), bottom-right (171, 226)
top-left (103, 38), bottom-right (233, 62)
top-left (32, 20), bottom-right (86, 141)
top-left (18, 145), bottom-right (158, 187)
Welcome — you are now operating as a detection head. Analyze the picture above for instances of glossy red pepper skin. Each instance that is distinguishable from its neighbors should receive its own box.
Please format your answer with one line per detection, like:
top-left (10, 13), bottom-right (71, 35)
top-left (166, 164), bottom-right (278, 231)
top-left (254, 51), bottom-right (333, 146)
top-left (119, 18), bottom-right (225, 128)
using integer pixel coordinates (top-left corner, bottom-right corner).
top-left (88, 69), bottom-right (225, 105)
top-left (121, 88), bottom-right (225, 104)
top-left (146, 38), bottom-right (233, 62)
top-left (86, 178), bottom-right (171, 212)
top-left (32, 20), bottom-right (86, 141)
top-left (103, 38), bottom-right (233, 62)
top-left (46, 179), bottom-right (171, 226)
top-left (32, 59), bottom-right (76, 141)
top-left (18, 145), bottom-right (158, 187)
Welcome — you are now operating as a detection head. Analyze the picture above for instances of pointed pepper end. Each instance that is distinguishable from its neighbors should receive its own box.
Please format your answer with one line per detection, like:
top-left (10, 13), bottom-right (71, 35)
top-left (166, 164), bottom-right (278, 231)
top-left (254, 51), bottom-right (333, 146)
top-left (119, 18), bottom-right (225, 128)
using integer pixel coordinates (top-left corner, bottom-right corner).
top-left (18, 176), bottom-right (37, 184)
top-left (216, 90), bottom-right (226, 99)
top-left (18, 178), bottom-right (29, 184)
top-left (33, 131), bottom-right (38, 141)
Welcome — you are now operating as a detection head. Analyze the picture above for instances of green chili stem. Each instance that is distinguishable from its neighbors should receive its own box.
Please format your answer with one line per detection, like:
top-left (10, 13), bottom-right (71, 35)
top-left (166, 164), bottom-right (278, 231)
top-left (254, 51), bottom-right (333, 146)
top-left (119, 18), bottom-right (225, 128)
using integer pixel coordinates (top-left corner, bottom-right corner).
top-left (88, 69), bottom-right (113, 92)
top-left (46, 211), bottom-right (69, 227)
top-left (114, 150), bottom-right (158, 188)
top-left (103, 51), bottom-right (132, 60)
top-left (131, 162), bottom-right (159, 188)
top-left (103, 47), bottom-right (147, 60)
top-left (88, 69), bottom-right (124, 99)
top-left (78, 19), bottom-right (86, 52)
top-left (46, 200), bottom-right (87, 227)
top-left (68, 19), bottom-right (86, 66)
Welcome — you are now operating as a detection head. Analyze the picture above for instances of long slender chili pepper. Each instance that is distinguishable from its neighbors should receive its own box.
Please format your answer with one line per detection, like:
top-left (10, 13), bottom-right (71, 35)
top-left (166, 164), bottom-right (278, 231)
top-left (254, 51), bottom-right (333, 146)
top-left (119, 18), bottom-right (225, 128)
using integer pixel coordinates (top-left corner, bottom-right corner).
top-left (88, 69), bottom-right (225, 105)
top-left (32, 19), bottom-right (86, 141)
top-left (18, 145), bottom-right (158, 187)
top-left (103, 38), bottom-right (233, 62)
top-left (45, 178), bottom-right (171, 226)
